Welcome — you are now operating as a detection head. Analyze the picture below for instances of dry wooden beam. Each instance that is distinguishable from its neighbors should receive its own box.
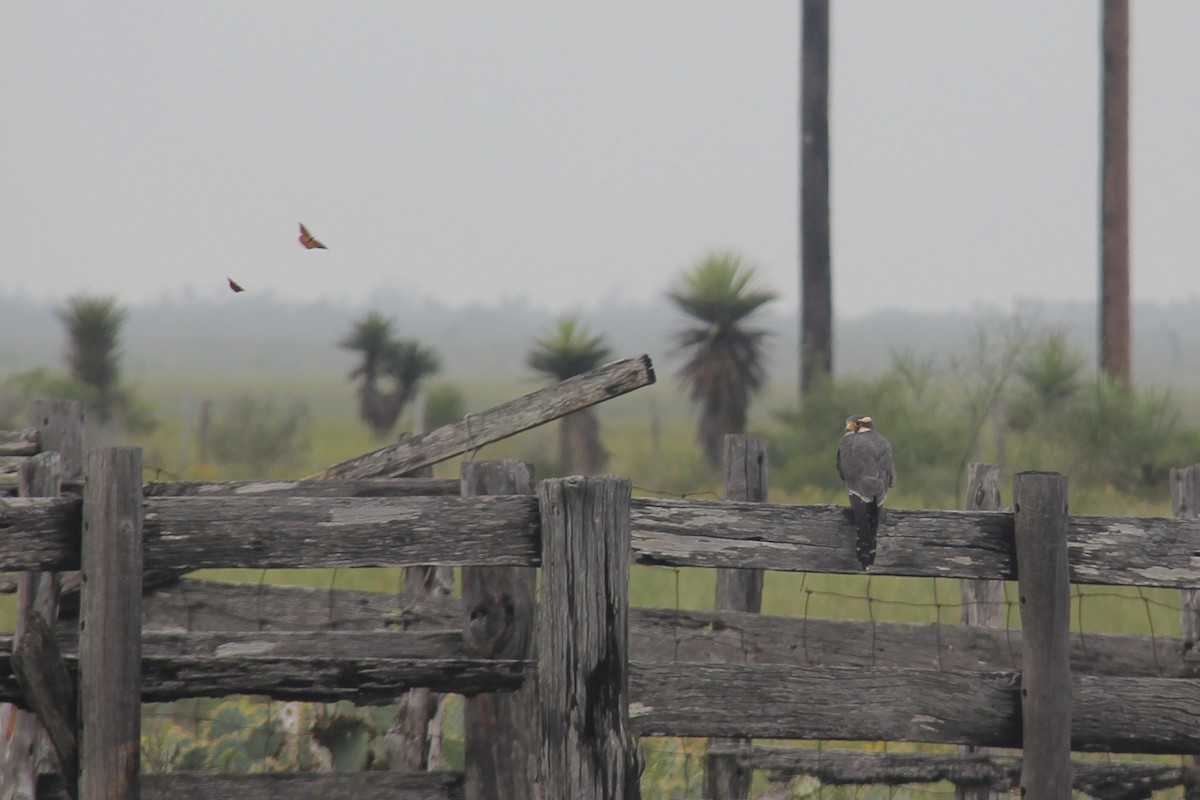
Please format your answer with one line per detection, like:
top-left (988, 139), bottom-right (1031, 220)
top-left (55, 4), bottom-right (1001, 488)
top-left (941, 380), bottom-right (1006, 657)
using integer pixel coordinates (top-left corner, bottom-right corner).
top-left (10, 611), bottom-right (77, 796)
top-left (707, 435), bottom-right (768, 800)
top-left (538, 476), bottom-right (640, 800)
top-left (141, 495), bottom-right (540, 571)
top-left (315, 354), bottom-right (655, 479)
top-left (0, 428), bottom-right (38, 456)
top-left (5, 492), bottom-right (1200, 585)
top-left (1014, 472), bottom-right (1072, 798)
top-left (702, 745), bottom-right (1199, 800)
top-left (0, 636), bottom-right (527, 706)
top-left (461, 461), bottom-right (539, 800)
top-left (143, 478), bottom-right (461, 497)
top-left (79, 447), bottom-right (144, 800)
top-left (630, 662), bottom-right (1021, 746)
top-left (139, 579), bottom-right (461, 632)
top-left (134, 580), bottom-right (1199, 680)
top-left (630, 662), bottom-right (1200, 754)
top-left (38, 771), bottom-right (466, 800)
top-left (628, 606), bottom-right (1198, 678)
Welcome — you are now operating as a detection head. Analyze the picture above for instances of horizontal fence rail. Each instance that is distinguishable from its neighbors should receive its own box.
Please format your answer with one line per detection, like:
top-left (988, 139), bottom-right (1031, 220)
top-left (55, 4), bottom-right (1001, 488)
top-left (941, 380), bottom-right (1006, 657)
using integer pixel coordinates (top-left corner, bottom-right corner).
top-left (3, 494), bottom-right (1200, 585)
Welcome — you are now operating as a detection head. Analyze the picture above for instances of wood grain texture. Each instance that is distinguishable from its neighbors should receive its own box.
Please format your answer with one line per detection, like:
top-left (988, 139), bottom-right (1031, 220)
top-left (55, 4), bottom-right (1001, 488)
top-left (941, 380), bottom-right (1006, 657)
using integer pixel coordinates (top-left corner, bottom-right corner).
top-left (143, 478), bottom-right (460, 498)
top-left (630, 662), bottom-right (1021, 745)
top-left (0, 428), bottom-right (38, 456)
top-left (0, 497), bottom-right (81, 570)
top-left (79, 447), bottom-right (143, 800)
top-left (5, 493), bottom-right (1200, 585)
top-left (140, 579), bottom-right (461, 633)
top-left (11, 611), bottom-right (77, 793)
top-left (0, 455), bottom-right (28, 477)
top-left (140, 495), bottom-right (540, 570)
top-left (460, 461), bottom-right (539, 800)
top-left (1014, 472), bottom-right (1072, 798)
top-left (1170, 464), bottom-right (1200, 646)
top-left (703, 745), bottom-right (1197, 799)
top-left (316, 354), bottom-right (655, 480)
top-left (0, 631), bottom-right (527, 706)
top-left (38, 772), bottom-right (466, 800)
top-left (538, 477), bottom-right (640, 800)
top-left (957, 463), bottom-right (1006, 800)
top-left (628, 606), bottom-right (1198, 678)
top-left (631, 661), bottom-right (1200, 753)
top-left (29, 400), bottom-right (85, 482)
top-left (707, 435), bottom-right (767, 800)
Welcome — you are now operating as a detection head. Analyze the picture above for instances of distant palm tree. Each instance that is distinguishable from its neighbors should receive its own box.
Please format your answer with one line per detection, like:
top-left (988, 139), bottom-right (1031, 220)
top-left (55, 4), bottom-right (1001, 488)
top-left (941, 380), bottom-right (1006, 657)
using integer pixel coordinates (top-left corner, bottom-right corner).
top-left (55, 295), bottom-right (128, 423)
top-left (527, 317), bottom-right (612, 474)
top-left (341, 312), bottom-right (441, 438)
top-left (670, 253), bottom-right (778, 467)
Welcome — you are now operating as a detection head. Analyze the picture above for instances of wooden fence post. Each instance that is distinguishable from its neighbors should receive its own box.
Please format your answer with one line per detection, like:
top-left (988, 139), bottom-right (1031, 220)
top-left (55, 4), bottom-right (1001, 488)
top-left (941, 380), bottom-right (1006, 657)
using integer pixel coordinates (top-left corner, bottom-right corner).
top-left (706, 435), bottom-right (767, 800)
top-left (958, 463), bottom-right (1006, 800)
top-left (0, 399), bottom-right (84, 800)
top-left (462, 460), bottom-right (539, 800)
top-left (1013, 471), bottom-right (1071, 799)
top-left (79, 448), bottom-right (143, 800)
top-left (538, 476), bottom-right (639, 800)
top-left (1169, 463), bottom-right (1200, 797)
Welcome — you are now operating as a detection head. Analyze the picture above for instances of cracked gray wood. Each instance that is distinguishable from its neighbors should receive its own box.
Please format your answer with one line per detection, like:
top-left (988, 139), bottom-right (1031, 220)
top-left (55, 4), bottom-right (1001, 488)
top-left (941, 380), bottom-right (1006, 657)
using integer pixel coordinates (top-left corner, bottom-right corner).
top-left (37, 772), bottom-right (465, 800)
top-left (316, 354), bottom-right (655, 479)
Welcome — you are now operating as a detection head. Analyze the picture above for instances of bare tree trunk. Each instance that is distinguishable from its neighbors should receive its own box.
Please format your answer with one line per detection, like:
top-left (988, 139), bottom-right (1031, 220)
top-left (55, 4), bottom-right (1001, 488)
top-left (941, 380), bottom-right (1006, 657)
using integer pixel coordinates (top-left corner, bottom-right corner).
top-left (1100, 0), bottom-right (1130, 387)
top-left (800, 0), bottom-right (832, 395)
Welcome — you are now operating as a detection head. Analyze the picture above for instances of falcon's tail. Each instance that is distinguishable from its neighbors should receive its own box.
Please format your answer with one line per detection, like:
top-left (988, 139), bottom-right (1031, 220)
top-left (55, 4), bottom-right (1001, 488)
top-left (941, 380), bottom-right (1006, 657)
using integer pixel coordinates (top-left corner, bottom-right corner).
top-left (849, 495), bottom-right (880, 570)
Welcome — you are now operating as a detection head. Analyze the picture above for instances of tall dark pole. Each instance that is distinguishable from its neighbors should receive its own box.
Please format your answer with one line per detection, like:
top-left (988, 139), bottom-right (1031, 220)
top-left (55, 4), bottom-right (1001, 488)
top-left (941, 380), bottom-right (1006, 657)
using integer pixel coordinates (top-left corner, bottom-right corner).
top-left (1100, 0), bottom-right (1131, 388)
top-left (800, 0), bottom-right (832, 396)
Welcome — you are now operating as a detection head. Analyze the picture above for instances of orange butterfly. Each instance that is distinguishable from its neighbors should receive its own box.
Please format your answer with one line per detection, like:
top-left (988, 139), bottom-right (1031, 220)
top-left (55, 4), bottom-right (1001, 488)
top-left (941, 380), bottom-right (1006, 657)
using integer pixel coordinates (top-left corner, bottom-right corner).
top-left (228, 277), bottom-right (245, 293)
top-left (298, 223), bottom-right (327, 250)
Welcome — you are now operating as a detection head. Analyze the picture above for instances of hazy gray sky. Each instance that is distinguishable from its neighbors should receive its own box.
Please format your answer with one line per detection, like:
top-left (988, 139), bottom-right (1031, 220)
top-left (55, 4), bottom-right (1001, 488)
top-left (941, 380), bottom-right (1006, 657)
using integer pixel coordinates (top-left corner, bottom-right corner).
top-left (3, 3), bottom-right (1197, 319)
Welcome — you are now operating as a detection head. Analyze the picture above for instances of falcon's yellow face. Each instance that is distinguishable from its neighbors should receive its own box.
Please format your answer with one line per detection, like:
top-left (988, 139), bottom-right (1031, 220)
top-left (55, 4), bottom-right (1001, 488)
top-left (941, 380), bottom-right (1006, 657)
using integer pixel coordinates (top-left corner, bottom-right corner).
top-left (844, 415), bottom-right (874, 434)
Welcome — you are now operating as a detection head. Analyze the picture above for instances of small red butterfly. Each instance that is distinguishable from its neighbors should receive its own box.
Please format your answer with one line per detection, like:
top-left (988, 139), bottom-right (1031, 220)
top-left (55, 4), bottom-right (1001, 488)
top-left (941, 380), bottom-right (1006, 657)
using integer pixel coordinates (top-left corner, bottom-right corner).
top-left (298, 223), bottom-right (327, 250)
top-left (228, 277), bottom-right (245, 293)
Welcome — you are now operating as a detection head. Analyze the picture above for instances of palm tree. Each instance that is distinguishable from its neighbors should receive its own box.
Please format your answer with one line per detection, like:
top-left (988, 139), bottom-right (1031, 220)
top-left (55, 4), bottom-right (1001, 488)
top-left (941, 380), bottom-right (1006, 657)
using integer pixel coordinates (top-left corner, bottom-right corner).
top-left (55, 295), bottom-right (128, 423)
top-left (341, 312), bottom-right (441, 438)
top-left (669, 253), bottom-right (778, 467)
top-left (527, 317), bottom-right (612, 474)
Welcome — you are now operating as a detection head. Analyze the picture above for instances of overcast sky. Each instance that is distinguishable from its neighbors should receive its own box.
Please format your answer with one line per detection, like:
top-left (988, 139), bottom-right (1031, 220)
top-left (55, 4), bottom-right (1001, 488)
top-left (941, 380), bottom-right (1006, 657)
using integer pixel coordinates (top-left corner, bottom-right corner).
top-left (3, 2), bottom-right (1197, 319)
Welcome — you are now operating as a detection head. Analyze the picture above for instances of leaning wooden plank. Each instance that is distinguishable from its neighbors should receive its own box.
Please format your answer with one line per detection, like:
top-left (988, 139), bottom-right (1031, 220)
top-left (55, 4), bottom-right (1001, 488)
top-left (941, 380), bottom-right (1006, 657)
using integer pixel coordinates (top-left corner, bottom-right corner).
top-left (141, 495), bottom-right (540, 570)
top-left (630, 662), bottom-right (1200, 754)
top-left (38, 771), bottom-right (466, 800)
top-left (10, 611), bottom-right (77, 796)
top-left (702, 744), bottom-right (1194, 799)
top-left (314, 354), bottom-right (655, 479)
top-left (143, 478), bottom-right (461, 497)
top-left (0, 428), bottom-right (38, 456)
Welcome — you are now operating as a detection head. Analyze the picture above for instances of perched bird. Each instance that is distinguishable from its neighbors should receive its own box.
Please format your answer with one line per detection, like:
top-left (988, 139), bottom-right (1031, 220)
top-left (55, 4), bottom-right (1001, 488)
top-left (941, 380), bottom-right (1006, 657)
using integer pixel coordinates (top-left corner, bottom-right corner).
top-left (836, 414), bottom-right (894, 570)
top-left (298, 222), bottom-right (327, 249)
top-left (227, 277), bottom-right (245, 293)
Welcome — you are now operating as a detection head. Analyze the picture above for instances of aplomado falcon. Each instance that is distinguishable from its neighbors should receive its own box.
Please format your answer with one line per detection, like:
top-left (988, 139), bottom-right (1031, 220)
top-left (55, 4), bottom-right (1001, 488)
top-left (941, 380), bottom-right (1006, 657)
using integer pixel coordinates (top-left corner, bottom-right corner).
top-left (836, 414), bottom-right (895, 570)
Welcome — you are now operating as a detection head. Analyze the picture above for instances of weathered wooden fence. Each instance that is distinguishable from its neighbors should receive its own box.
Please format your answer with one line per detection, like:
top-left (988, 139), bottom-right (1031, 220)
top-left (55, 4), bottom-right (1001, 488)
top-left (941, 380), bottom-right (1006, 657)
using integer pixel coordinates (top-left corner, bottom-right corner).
top-left (3, 357), bottom-right (1200, 798)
